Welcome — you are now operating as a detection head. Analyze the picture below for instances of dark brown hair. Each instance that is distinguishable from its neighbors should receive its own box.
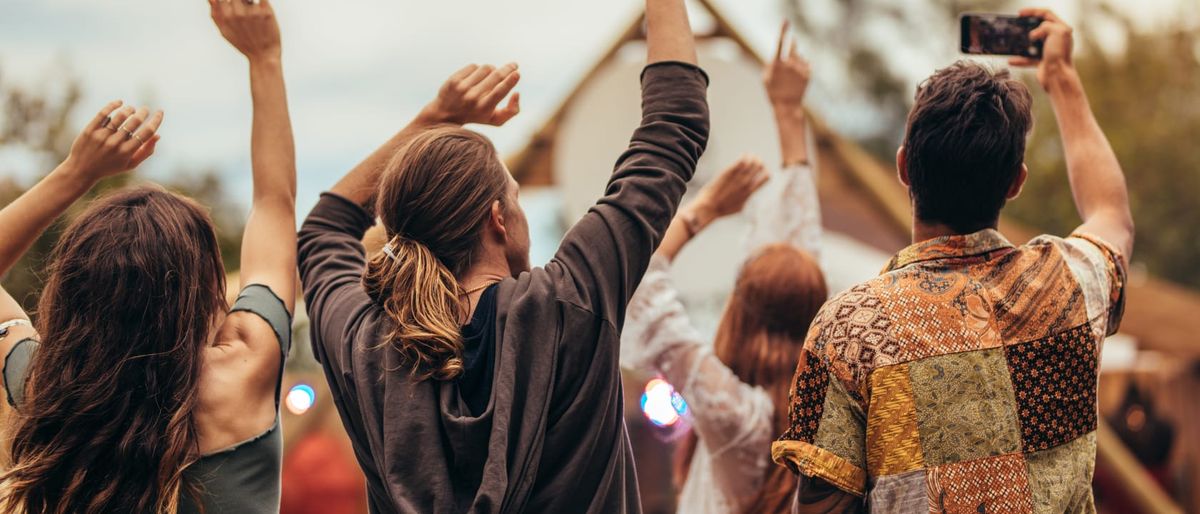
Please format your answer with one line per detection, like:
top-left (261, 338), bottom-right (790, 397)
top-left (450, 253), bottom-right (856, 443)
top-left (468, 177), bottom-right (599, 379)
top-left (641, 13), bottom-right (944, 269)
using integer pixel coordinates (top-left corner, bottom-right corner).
top-left (0, 186), bottom-right (227, 513)
top-left (362, 126), bottom-right (509, 381)
top-left (674, 244), bottom-right (827, 513)
top-left (903, 61), bottom-right (1033, 233)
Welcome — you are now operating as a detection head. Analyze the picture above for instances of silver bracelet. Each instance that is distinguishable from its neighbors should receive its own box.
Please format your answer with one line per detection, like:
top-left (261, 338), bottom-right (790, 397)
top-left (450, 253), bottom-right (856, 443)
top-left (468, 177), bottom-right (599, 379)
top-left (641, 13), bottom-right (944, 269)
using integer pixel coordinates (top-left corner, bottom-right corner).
top-left (0, 319), bottom-right (32, 339)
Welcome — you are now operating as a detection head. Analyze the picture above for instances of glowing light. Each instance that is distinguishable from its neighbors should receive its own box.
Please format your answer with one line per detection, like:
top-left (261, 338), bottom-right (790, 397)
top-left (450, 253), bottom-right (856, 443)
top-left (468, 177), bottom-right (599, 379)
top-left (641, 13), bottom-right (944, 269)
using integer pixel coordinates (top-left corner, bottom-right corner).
top-left (640, 378), bottom-right (689, 427)
top-left (285, 384), bottom-right (316, 415)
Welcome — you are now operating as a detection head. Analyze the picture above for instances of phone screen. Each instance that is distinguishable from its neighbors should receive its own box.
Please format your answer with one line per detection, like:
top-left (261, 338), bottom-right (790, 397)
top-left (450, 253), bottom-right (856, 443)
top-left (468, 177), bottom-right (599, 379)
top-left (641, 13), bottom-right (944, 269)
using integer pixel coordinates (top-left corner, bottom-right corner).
top-left (960, 13), bottom-right (1043, 58)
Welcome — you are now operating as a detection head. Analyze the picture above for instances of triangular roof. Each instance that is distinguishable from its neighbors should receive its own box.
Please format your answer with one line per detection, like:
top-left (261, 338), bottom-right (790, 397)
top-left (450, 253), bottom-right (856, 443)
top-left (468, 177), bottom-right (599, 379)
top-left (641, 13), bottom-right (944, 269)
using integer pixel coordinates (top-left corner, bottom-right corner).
top-left (505, 0), bottom-right (1200, 360)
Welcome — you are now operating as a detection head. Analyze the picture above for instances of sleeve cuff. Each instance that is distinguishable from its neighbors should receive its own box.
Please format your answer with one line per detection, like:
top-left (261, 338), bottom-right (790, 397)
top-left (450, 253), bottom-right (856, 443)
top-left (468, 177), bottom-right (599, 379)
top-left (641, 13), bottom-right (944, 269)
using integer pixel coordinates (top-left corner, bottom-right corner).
top-left (641, 61), bottom-right (710, 86)
top-left (772, 440), bottom-right (867, 496)
top-left (1068, 231), bottom-right (1126, 267)
top-left (312, 192), bottom-right (376, 238)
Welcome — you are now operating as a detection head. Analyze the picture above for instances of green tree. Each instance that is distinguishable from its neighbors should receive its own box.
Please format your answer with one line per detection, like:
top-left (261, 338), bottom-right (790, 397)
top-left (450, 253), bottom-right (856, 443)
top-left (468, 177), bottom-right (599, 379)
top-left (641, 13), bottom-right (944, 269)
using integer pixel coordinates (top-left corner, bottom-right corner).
top-left (0, 69), bottom-right (245, 307)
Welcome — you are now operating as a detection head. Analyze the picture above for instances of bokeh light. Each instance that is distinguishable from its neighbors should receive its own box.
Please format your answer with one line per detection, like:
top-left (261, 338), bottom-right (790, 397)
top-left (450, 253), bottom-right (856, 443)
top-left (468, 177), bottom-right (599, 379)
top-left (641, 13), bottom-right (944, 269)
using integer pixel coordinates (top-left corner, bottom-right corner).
top-left (285, 383), bottom-right (316, 416)
top-left (640, 378), bottom-right (689, 427)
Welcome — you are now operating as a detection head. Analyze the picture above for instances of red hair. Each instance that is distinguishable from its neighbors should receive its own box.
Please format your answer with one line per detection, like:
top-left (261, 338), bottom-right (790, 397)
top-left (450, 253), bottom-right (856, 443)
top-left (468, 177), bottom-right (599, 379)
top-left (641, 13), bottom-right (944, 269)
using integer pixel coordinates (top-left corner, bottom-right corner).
top-left (674, 243), bottom-right (826, 513)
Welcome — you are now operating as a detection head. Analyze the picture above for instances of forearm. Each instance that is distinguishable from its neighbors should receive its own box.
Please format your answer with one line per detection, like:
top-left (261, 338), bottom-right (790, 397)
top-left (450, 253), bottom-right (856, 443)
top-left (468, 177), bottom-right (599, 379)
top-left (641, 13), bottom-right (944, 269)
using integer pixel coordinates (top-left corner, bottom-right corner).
top-left (646, 0), bottom-right (696, 65)
top-left (248, 57), bottom-right (297, 208)
top-left (1046, 68), bottom-right (1132, 231)
top-left (330, 113), bottom-right (441, 207)
top-left (0, 165), bottom-right (94, 275)
top-left (655, 202), bottom-right (717, 262)
top-left (772, 103), bottom-right (809, 166)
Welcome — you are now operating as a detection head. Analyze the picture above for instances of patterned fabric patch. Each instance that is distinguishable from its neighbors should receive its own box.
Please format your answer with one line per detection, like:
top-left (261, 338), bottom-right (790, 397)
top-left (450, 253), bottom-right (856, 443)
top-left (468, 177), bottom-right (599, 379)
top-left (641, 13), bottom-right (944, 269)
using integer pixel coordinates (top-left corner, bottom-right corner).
top-left (1025, 432), bottom-right (1097, 514)
top-left (927, 454), bottom-right (1034, 513)
top-left (977, 244), bottom-right (1088, 345)
top-left (1004, 324), bottom-right (1098, 452)
top-left (866, 364), bottom-right (923, 476)
top-left (771, 440), bottom-right (867, 496)
top-left (868, 469), bottom-right (927, 513)
top-left (780, 349), bottom-right (830, 443)
top-left (814, 373), bottom-right (867, 470)
top-left (815, 284), bottom-right (895, 396)
top-left (877, 269), bottom-right (1004, 363)
top-left (909, 349), bottom-right (1022, 466)
top-left (775, 229), bottom-right (1123, 509)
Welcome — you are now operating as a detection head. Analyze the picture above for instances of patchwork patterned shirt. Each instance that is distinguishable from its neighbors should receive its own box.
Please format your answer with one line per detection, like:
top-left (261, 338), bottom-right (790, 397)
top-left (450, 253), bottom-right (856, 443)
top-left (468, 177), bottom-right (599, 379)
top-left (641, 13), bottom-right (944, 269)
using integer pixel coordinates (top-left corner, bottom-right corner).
top-left (772, 229), bottom-right (1126, 513)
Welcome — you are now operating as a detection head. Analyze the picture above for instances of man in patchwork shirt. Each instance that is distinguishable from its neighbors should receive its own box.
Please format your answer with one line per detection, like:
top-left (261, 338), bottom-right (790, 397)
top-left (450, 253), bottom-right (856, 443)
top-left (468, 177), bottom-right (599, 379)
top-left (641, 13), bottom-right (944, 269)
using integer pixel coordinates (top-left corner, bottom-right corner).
top-left (772, 8), bottom-right (1132, 513)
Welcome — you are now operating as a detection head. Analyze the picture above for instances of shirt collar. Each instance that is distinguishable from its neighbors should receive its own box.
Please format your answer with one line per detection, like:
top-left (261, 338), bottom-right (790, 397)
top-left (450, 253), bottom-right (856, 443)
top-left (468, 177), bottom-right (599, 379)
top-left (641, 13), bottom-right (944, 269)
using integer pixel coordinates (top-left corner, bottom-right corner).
top-left (884, 229), bottom-right (1015, 272)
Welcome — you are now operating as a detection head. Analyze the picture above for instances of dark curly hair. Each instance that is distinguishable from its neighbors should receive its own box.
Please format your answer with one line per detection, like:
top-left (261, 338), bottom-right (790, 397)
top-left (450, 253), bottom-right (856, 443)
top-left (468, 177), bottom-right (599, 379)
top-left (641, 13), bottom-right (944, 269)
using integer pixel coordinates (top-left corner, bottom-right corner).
top-left (903, 61), bottom-right (1034, 233)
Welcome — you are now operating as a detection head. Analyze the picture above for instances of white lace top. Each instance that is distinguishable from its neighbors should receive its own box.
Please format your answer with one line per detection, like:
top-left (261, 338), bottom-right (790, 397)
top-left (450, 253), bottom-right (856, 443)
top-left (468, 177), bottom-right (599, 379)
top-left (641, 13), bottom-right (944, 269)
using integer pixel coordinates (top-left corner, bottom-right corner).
top-left (622, 163), bottom-right (823, 514)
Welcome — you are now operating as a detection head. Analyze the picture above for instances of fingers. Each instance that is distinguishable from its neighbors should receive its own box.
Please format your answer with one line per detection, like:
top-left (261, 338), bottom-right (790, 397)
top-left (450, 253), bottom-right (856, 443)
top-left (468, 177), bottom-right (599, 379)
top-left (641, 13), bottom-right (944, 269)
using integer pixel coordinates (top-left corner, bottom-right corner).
top-left (490, 92), bottom-right (521, 126)
top-left (471, 63), bottom-right (519, 103)
top-left (89, 100), bottom-right (123, 130)
top-left (112, 107), bottom-right (148, 148)
top-left (789, 38), bottom-right (801, 62)
top-left (479, 64), bottom-right (520, 108)
top-left (129, 135), bottom-right (161, 167)
top-left (122, 110), bottom-right (164, 152)
top-left (1008, 56), bottom-right (1039, 68)
top-left (461, 65), bottom-right (494, 93)
top-left (1018, 7), bottom-right (1062, 24)
top-left (448, 64), bottom-right (479, 84)
top-left (104, 106), bottom-right (136, 144)
top-left (775, 21), bottom-right (790, 62)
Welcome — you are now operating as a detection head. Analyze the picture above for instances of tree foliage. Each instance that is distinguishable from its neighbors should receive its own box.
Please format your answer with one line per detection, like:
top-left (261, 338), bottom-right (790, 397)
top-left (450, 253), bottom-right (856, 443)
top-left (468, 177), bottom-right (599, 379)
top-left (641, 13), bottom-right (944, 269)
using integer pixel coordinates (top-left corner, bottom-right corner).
top-left (0, 69), bottom-right (245, 308)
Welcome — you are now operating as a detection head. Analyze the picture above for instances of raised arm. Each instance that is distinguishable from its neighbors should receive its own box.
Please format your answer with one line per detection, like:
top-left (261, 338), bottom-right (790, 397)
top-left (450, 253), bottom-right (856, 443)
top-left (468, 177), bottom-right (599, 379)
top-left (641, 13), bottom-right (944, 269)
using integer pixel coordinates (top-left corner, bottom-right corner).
top-left (299, 64), bottom-right (519, 361)
top-left (646, 0), bottom-right (697, 65)
top-left (0, 101), bottom-right (162, 381)
top-left (746, 23), bottom-right (823, 259)
top-left (211, 0), bottom-right (298, 312)
top-left (330, 64), bottom-right (520, 207)
top-left (1011, 8), bottom-right (1134, 259)
top-left (656, 156), bottom-right (769, 262)
top-left (550, 0), bottom-right (707, 326)
top-left (764, 22), bottom-right (811, 168)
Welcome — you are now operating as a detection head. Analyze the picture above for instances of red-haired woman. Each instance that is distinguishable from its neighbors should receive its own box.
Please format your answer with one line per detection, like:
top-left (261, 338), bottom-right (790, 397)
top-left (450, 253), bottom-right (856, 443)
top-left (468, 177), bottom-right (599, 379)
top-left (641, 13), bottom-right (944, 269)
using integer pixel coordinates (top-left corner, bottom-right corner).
top-left (621, 24), bottom-right (827, 514)
top-left (0, 2), bottom-right (296, 512)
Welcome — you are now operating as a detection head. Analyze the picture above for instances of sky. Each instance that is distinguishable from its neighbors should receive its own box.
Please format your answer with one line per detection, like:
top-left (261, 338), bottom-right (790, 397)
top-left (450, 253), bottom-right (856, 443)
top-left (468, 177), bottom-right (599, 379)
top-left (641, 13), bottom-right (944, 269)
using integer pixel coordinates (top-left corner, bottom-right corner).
top-left (1, 0), bottom-right (1194, 214)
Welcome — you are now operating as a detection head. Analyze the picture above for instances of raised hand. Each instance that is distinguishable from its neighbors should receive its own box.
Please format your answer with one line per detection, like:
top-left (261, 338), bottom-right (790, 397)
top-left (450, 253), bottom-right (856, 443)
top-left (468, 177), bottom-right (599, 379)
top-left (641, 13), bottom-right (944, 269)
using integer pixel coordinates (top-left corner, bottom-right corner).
top-left (210, 0), bottom-right (282, 62)
top-left (693, 155), bottom-right (770, 220)
top-left (764, 21), bottom-right (811, 109)
top-left (421, 63), bottom-right (521, 127)
top-left (1008, 8), bottom-right (1074, 89)
top-left (62, 101), bottom-right (163, 182)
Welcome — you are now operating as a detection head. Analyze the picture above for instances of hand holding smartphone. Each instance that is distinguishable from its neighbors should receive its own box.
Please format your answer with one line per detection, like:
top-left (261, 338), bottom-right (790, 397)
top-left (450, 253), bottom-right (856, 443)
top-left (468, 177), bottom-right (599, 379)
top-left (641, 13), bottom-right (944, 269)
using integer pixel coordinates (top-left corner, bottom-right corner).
top-left (960, 13), bottom-right (1044, 58)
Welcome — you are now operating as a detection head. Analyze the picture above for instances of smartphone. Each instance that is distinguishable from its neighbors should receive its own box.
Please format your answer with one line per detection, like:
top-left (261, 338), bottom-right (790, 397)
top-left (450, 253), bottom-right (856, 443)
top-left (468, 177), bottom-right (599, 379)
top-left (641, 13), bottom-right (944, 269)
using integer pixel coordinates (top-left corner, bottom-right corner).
top-left (960, 13), bottom-right (1043, 58)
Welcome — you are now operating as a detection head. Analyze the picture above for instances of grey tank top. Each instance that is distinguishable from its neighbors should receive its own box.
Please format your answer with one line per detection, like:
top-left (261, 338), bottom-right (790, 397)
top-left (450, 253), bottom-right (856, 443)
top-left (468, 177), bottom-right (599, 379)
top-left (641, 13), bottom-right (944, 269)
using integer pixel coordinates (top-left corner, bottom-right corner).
top-left (3, 284), bottom-right (292, 514)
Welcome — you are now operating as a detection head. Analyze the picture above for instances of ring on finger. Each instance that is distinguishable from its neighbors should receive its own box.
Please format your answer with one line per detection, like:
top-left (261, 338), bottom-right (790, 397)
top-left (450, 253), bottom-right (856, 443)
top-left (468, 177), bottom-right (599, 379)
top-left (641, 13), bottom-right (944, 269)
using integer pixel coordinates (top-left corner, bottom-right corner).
top-left (120, 126), bottom-right (136, 139)
top-left (131, 133), bottom-right (147, 144)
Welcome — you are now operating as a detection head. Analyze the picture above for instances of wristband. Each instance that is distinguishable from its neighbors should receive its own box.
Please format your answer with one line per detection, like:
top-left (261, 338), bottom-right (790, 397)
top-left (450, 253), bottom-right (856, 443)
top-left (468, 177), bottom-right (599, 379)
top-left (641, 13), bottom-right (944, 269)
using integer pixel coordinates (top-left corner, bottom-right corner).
top-left (682, 210), bottom-right (703, 239)
top-left (0, 319), bottom-right (32, 340)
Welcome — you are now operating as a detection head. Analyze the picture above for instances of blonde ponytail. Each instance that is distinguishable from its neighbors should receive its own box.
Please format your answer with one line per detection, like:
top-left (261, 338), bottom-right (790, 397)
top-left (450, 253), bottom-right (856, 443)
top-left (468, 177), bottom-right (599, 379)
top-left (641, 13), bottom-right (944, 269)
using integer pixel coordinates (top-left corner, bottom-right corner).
top-left (366, 125), bottom-right (510, 382)
top-left (363, 236), bottom-right (466, 381)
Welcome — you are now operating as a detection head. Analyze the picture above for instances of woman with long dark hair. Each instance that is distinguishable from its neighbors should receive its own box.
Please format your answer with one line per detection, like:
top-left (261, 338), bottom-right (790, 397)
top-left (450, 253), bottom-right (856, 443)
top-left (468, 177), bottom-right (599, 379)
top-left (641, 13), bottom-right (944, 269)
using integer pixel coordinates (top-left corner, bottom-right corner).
top-left (620, 24), bottom-right (827, 514)
top-left (0, 2), bottom-right (296, 512)
top-left (297, 0), bottom-right (708, 511)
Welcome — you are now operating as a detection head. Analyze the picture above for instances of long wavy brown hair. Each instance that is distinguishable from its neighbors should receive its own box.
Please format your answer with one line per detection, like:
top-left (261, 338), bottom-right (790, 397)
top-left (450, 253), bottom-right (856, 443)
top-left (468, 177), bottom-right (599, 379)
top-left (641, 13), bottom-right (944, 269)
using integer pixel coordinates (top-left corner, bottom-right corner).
top-left (362, 126), bottom-right (509, 381)
top-left (0, 186), bottom-right (227, 513)
top-left (674, 243), bottom-right (827, 513)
